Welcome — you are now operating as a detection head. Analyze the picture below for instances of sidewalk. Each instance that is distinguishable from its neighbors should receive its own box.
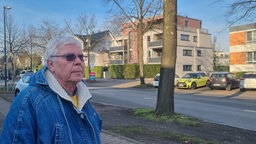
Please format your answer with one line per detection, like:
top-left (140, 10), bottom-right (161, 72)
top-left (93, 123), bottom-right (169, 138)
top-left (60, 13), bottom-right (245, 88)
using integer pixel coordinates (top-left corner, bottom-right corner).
top-left (0, 79), bottom-right (145, 144)
top-left (101, 130), bottom-right (143, 144)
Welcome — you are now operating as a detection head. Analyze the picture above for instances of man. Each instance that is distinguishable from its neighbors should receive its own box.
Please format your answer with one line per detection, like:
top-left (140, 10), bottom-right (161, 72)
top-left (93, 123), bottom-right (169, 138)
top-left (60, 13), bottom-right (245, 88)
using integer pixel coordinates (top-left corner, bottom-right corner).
top-left (0, 35), bottom-right (102, 144)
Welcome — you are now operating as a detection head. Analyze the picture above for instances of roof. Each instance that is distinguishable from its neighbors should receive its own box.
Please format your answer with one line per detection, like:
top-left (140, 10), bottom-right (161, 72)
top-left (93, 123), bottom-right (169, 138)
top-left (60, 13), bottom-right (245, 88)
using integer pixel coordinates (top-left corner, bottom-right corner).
top-left (230, 23), bottom-right (256, 32)
top-left (75, 30), bottom-right (113, 43)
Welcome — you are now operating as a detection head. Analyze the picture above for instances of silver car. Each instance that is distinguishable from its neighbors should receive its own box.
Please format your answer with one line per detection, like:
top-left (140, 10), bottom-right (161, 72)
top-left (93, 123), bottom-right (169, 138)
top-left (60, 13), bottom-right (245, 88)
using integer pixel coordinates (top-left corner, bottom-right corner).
top-left (240, 73), bottom-right (256, 91)
top-left (152, 73), bottom-right (180, 88)
top-left (15, 72), bottom-right (34, 96)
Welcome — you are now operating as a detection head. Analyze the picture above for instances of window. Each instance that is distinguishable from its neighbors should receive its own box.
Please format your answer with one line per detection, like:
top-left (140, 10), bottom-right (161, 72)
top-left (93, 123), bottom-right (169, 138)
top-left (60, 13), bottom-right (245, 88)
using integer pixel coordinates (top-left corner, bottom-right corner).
top-left (147, 36), bottom-right (150, 42)
top-left (247, 51), bottom-right (256, 64)
top-left (183, 65), bottom-right (192, 71)
top-left (197, 65), bottom-right (202, 71)
top-left (246, 31), bottom-right (256, 43)
top-left (193, 36), bottom-right (198, 42)
top-left (197, 50), bottom-right (202, 56)
top-left (247, 31), bottom-right (252, 42)
top-left (183, 49), bottom-right (192, 56)
top-left (185, 20), bottom-right (189, 27)
top-left (129, 32), bottom-right (132, 48)
top-left (180, 34), bottom-right (189, 41)
top-left (147, 51), bottom-right (151, 57)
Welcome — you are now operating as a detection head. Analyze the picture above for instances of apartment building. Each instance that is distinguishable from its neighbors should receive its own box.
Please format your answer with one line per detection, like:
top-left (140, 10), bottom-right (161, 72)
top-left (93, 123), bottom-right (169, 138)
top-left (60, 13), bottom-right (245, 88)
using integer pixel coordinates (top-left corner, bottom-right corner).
top-left (76, 30), bottom-right (114, 67)
top-left (109, 15), bottom-right (213, 77)
top-left (214, 51), bottom-right (229, 66)
top-left (230, 23), bottom-right (256, 72)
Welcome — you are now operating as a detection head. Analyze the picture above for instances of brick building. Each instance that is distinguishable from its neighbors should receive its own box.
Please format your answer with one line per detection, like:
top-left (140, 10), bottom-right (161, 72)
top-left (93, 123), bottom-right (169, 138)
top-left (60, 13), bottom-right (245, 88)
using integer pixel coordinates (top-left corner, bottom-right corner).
top-left (229, 23), bottom-right (256, 72)
top-left (109, 15), bottom-right (213, 77)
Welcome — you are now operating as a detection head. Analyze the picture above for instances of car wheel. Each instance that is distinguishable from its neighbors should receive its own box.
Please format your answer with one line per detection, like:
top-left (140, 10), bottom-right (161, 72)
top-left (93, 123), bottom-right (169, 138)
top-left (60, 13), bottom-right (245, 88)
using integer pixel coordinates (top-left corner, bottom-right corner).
top-left (191, 82), bottom-right (197, 90)
top-left (14, 89), bottom-right (20, 97)
top-left (226, 84), bottom-right (231, 91)
top-left (206, 80), bottom-right (210, 86)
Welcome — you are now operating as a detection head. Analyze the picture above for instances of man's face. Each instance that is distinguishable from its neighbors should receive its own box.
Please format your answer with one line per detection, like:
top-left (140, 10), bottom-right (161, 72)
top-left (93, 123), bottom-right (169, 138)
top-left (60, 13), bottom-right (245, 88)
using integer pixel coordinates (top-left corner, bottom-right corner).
top-left (47, 43), bottom-right (85, 85)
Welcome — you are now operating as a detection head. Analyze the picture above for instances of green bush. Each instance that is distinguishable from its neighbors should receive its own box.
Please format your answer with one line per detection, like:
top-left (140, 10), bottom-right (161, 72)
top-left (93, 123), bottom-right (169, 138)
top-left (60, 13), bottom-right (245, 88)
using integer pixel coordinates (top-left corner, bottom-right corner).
top-left (235, 71), bottom-right (246, 78)
top-left (144, 64), bottom-right (160, 78)
top-left (109, 65), bottom-right (123, 79)
top-left (123, 64), bottom-right (136, 79)
top-left (84, 66), bottom-right (103, 78)
top-left (213, 65), bottom-right (229, 71)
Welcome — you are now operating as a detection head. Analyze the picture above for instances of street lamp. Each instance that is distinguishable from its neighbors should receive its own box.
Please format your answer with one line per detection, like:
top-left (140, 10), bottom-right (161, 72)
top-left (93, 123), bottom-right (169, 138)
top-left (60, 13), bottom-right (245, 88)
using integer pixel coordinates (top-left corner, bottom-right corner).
top-left (3, 6), bottom-right (11, 88)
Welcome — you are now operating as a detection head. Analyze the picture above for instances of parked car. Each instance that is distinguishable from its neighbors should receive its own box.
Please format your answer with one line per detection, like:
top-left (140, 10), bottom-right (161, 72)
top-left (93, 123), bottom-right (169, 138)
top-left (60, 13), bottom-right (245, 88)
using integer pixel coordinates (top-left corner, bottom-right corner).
top-left (239, 73), bottom-right (256, 91)
top-left (20, 70), bottom-right (34, 77)
top-left (208, 72), bottom-right (240, 91)
top-left (1, 72), bottom-right (12, 80)
top-left (176, 72), bottom-right (209, 89)
top-left (152, 73), bottom-right (180, 88)
top-left (15, 72), bottom-right (34, 96)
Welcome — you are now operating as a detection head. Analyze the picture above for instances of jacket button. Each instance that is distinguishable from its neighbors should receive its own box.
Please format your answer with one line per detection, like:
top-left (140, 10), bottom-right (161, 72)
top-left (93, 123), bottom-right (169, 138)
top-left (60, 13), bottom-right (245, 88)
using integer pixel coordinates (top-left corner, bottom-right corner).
top-left (80, 114), bottom-right (85, 119)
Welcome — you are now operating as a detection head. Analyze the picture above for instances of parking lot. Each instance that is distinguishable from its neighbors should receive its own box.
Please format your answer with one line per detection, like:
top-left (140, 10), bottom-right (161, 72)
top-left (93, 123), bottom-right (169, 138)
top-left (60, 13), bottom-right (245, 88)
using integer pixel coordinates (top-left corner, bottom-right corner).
top-left (174, 86), bottom-right (256, 100)
top-left (1, 78), bottom-right (255, 100)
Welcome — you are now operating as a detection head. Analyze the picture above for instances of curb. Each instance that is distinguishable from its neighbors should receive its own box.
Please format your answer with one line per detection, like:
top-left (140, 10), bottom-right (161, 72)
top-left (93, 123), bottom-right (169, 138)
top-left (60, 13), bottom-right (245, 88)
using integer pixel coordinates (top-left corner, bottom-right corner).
top-left (101, 130), bottom-right (144, 144)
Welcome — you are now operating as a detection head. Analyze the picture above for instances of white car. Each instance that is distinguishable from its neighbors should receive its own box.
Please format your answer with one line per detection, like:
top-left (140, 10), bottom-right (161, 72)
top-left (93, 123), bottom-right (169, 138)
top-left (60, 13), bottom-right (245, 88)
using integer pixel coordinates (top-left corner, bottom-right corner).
top-left (239, 73), bottom-right (256, 91)
top-left (19, 70), bottom-right (33, 77)
top-left (15, 72), bottom-right (34, 96)
top-left (152, 73), bottom-right (180, 88)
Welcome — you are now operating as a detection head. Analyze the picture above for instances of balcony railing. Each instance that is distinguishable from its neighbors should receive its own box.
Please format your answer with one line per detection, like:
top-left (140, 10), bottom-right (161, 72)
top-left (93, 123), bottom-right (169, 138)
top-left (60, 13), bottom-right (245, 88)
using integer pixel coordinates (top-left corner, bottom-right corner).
top-left (109, 46), bottom-right (124, 52)
top-left (148, 57), bottom-right (161, 63)
top-left (109, 60), bottom-right (124, 65)
top-left (148, 40), bottom-right (163, 48)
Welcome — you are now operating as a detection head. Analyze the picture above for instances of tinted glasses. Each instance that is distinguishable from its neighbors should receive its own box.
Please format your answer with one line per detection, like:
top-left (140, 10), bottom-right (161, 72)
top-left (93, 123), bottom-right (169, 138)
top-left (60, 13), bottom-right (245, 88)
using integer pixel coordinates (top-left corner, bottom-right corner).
top-left (50, 54), bottom-right (87, 62)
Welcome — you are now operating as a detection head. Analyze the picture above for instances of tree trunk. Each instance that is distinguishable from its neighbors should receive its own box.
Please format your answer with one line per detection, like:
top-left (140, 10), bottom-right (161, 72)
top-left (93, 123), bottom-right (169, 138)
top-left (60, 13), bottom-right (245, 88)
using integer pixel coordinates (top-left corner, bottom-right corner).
top-left (156, 0), bottom-right (177, 115)
top-left (138, 22), bottom-right (145, 85)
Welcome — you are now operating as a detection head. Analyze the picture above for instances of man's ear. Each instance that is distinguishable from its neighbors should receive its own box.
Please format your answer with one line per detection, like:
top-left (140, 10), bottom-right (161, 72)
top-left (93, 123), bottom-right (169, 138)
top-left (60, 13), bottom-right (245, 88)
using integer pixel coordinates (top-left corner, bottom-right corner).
top-left (47, 60), bottom-right (54, 71)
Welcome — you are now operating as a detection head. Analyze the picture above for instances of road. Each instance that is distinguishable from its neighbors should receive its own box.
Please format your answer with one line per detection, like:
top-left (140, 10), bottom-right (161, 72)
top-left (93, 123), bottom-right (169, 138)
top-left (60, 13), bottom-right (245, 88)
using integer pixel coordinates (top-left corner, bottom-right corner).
top-left (1, 78), bottom-right (256, 132)
top-left (89, 86), bottom-right (256, 131)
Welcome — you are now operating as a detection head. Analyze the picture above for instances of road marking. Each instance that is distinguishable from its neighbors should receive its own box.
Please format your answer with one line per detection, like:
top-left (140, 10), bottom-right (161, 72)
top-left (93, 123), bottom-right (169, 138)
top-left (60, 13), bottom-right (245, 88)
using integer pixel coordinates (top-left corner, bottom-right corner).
top-left (244, 109), bottom-right (256, 113)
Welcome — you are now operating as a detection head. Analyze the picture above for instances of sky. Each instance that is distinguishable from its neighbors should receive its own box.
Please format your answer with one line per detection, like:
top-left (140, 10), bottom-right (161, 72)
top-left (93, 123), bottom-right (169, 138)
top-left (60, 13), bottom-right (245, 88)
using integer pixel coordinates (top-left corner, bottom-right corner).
top-left (0, 0), bottom-right (245, 52)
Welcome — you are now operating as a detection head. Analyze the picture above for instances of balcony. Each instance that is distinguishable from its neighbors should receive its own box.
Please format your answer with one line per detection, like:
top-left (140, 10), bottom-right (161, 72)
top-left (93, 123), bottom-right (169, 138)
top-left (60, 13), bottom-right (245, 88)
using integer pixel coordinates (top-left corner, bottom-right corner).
top-left (109, 59), bottom-right (124, 65)
top-left (109, 46), bottom-right (124, 52)
top-left (148, 40), bottom-right (163, 49)
top-left (148, 57), bottom-right (161, 63)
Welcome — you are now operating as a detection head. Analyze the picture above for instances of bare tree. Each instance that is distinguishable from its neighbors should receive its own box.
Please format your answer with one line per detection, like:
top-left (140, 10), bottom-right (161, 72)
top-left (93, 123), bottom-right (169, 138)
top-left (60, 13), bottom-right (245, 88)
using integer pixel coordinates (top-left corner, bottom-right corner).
top-left (37, 19), bottom-right (65, 54)
top-left (155, 0), bottom-right (177, 115)
top-left (26, 20), bottom-right (64, 70)
top-left (103, 14), bottom-right (126, 37)
top-left (6, 14), bottom-right (27, 79)
top-left (65, 13), bottom-right (97, 76)
top-left (104, 0), bottom-right (163, 85)
top-left (225, 0), bottom-right (256, 25)
top-left (27, 26), bottom-right (39, 70)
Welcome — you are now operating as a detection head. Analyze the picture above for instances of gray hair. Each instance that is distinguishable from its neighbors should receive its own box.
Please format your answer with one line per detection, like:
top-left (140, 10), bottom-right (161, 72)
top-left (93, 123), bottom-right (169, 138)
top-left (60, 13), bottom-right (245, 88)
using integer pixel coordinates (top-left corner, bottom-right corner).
top-left (44, 35), bottom-right (83, 66)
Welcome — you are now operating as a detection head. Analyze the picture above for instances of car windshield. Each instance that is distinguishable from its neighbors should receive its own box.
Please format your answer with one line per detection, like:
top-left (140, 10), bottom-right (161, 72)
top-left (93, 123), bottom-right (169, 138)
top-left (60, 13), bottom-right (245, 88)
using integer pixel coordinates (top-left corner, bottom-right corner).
top-left (182, 73), bottom-right (197, 78)
top-left (211, 73), bottom-right (227, 78)
top-left (243, 74), bottom-right (256, 78)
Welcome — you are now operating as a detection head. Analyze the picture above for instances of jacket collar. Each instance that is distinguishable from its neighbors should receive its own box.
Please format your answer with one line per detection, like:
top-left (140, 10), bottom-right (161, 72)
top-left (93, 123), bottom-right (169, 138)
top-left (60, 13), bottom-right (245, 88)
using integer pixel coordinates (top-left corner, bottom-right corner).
top-left (39, 66), bottom-right (92, 110)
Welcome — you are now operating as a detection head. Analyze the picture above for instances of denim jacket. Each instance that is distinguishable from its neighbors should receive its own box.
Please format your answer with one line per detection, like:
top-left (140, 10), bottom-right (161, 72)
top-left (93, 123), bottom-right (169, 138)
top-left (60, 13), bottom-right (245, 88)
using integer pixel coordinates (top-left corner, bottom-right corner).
top-left (0, 66), bottom-right (102, 144)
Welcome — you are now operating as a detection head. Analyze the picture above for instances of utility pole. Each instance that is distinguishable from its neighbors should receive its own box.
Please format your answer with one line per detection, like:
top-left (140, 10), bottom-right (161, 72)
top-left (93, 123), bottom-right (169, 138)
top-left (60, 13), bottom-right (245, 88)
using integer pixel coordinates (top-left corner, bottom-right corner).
top-left (3, 6), bottom-right (11, 88)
